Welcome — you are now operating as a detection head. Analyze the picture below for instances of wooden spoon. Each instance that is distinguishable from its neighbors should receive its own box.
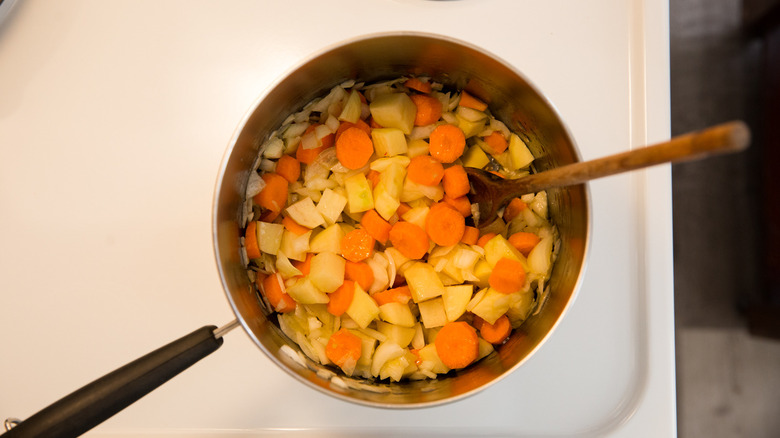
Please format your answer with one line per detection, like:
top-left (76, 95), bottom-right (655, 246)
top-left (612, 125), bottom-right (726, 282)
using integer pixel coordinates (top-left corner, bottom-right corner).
top-left (465, 121), bottom-right (751, 227)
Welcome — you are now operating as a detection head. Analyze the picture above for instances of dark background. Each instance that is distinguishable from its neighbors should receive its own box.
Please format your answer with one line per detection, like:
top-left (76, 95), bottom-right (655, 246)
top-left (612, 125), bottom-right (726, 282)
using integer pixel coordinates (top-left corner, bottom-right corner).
top-left (671, 0), bottom-right (780, 435)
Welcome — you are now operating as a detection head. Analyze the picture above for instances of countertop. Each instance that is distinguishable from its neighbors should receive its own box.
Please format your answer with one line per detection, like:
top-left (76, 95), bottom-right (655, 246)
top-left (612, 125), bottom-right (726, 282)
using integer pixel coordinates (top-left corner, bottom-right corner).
top-left (0, 1), bottom-right (675, 436)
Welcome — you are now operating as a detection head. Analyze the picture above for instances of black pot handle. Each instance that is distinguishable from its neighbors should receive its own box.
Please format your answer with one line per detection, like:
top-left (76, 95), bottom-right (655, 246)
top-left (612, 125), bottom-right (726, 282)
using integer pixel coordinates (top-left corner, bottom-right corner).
top-left (3, 324), bottom-right (228, 438)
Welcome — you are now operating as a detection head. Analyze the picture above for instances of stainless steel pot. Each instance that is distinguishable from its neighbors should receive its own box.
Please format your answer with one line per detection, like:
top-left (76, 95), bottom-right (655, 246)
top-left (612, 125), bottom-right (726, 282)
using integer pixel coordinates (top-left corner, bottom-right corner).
top-left (214, 31), bottom-right (590, 408)
top-left (4, 31), bottom-right (589, 437)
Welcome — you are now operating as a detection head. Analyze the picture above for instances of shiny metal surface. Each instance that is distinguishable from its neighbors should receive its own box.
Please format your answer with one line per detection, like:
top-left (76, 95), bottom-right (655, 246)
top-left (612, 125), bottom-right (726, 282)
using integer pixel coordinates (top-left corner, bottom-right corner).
top-left (212, 32), bottom-right (590, 408)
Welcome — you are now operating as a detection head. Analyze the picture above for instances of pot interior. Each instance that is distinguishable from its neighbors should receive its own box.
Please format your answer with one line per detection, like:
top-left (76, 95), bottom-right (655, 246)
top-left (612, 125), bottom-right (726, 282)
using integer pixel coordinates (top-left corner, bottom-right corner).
top-left (213, 32), bottom-right (589, 408)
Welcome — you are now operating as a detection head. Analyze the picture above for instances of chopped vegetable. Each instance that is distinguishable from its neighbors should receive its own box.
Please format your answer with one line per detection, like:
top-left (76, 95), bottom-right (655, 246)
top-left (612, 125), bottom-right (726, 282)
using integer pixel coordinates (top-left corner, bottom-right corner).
top-left (341, 228), bottom-right (375, 262)
top-left (241, 76), bottom-right (559, 383)
top-left (410, 94), bottom-right (443, 126)
top-left (434, 321), bottom-right (479, 369)
top-left (335, 126), bottom-right (374, 170)
top-left (344, 261), bottom-right (374, 292)
top-left (442, 164), bottom-right (470, 198)
top-left (407, 155), bottom-right (444, 186)
top-left (458, 91), bottom-right (488, 111)
top-left (425, 202), bottom-right (465, 247)
top-left (388, 221), bottom-right (429, 260)
top-left (429, 124), bottom-right (466, 164)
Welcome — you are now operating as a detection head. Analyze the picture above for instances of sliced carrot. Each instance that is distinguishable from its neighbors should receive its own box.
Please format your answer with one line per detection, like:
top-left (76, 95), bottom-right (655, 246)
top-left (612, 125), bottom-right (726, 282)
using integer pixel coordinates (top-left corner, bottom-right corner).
top-left (245, 221), bottom-right (261, 259)
top-left (482, 131), bottom-right (508, 155)
top-left (407, 155), bottom-right (444, 186)
top-left (425, 202), bottom-right (465, 247)
top-left (410, 94), bottom-right (443, 126)
top-left (434, 321), bottom-right (479, 369)
top-left (404, 77), bottom-right (432, 94)
top-left (327, 280), bottom-right (355, 316)
top-left (461, 226), bottom-right (479, 245)
top-left (360, 209), bottom-right (392, 244)
top-left (508, 232), bottom-right (541, 257)
top-left (253, 173), bottom-right (288, 214)
top-left (325, 328), bottom-right (363, 371)
top-left (442, 164), bottom-right (470, 198)
top-left (396, 202), bottom-right (412, 217)
top-left (340, 228), bottom-right (375, 262)
top-left (345, 261), bottom-right (374, 292)
top-left (335, 126), bottom-right (374, 170)
top-left (261, 273), bottom-right (296, 313)
top-left (458, 91), bottom-right (487, 111)
top-left (372, 285), bottom-right (412, 306)
top-left (503, 197), bottom-right (527, 222)
top-left (366, 169), bottom-right (381, 189)
top-left (477, 232), bottom-right (497, 248)
top-left (479, 314), bottom-right (512, 344)
top-left (488, 257), bottom-right (526, 294)
top-left (429, 124), bottom-right (466, 164)
top-left (443, 194), bottom-right (472, 217)
top-left (388, 221), bottom-right (429, 259)
top-left (295, 124), bottom-right (333, 165)
top-left (282, 215), bottom-right (310, 236)
top-left (275, 154), bottom-right (301, 183)
top-left (292, 253), bottom-right (313, 276)
top-left (335, 119), bottom-right (371, 142)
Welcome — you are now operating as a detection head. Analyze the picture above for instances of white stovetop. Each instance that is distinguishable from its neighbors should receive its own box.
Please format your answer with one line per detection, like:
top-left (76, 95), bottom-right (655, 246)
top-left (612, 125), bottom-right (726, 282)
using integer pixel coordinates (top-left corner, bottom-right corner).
top-left (0, 1), bottom-right (675, 436)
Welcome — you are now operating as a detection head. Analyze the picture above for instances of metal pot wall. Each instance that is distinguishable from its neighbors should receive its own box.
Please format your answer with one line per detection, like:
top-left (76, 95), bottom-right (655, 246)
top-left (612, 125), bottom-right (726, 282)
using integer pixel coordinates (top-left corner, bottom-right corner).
top-left (213, 31), bottom-right (590, 408)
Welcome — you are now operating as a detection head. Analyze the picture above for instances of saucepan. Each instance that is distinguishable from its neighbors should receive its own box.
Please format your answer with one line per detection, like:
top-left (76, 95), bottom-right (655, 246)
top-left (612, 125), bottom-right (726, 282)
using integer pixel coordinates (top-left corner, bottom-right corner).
top-left (3, 32), bottom-right (588, 437)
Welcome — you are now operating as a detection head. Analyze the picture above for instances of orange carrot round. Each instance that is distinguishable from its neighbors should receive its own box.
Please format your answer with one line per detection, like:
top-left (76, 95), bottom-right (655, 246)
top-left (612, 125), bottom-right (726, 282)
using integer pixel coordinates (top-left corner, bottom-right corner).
top-left (327, 280), bottom-right (355, 316)
top-left (503, 197), bottom-right (527, 222)
top-left (461, 226), bottom-right (479, 245)
top-left (477, 232), bottom-right (497, 248)
top-left (388, 221), bottom-right (429, 259)
top-left (508, 232), bottom-right (541, 257)
top-left (261, 273), bottom-right (296, 313)
top-left (336, 126), bottom-right (374, 170)
top-left (425, 202), bottom-right (465, 247)
top-left (282, 215), bottom-right (310, 236)
top-left (325, 328), bottom-right (363, 371)
top-left (372, 285), bottom-right (412, 306)
top-left (458, 91), bottom-right (488, 111)
top-left (404, 77), bottom-right (432, 94)
top-left (488, 257), bottom-right (526, 294)
top-left (410, 94), bottom-right (443, 126)
top-left (295, 125), bottom-right (333, 164)
top-left (245, 221), bottom-right (261, 259)
top-left (479, 314), bottom-right (511, 344)
top-left (292, 253), bottom-right (313, 276)
top-left (345, 261), bottom-right (374, 292)
top-left (341, 228), bottom-right (375, 262)
top-left (429, 124), bottom-right (466, 164)
top-left (336, 127), bottom-right (374, 170)
top-left (335, 120), bottom-right (371, 142)
top-left (253, 173), bottom-right (288, 214)
top-left (360, 209), bottom-right (392, 244)
top-left (442, 164), bottom-right (470, 198)
top-left (443, 194), bottom-right (472, 217)
top-left (434, 321), bottom-right (479, 369)
top-left (275, 154), bottom-right (301, 183)
top-left (407, 155), bottom-right (444, 186)
top-left (482, 131), bottom-right (508, 155)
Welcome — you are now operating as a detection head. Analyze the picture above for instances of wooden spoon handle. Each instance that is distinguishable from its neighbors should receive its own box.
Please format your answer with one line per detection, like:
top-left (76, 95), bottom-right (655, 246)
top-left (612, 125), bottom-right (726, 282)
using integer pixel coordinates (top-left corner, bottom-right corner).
top-left (514, 121), bottom-right (750, 194)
